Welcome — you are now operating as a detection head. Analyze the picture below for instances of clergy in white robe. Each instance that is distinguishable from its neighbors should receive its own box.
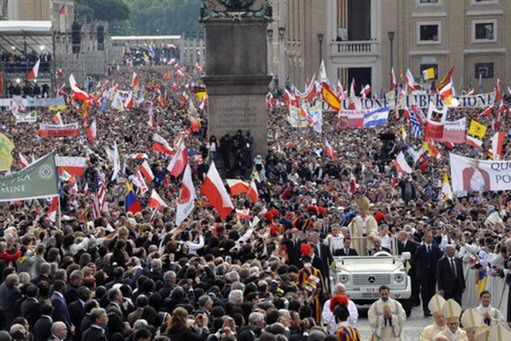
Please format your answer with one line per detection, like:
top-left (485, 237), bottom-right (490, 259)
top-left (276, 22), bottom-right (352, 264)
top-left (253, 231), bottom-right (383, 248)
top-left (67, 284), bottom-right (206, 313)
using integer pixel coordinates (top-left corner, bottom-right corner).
top-left (435, 327), bottom-right (469, 341)
top-left (368, 286), bottom-right (406, 341)
top-left (475, 291), bottom-right (506, 328)
top-left (420, 294), bottom-right (447, 341)
top-left (348, 212), bottom-right (378, 256)
top-left (436, 299), bottom-right (468, 341)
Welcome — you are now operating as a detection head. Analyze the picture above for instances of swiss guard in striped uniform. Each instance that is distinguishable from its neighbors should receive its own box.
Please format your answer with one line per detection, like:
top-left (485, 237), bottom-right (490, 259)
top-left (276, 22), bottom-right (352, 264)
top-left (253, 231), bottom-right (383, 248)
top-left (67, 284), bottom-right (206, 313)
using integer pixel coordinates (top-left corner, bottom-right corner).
top-left (297, 243), bottom-right (326, 323)
top-left (330, 294), bottom-right (362, 341)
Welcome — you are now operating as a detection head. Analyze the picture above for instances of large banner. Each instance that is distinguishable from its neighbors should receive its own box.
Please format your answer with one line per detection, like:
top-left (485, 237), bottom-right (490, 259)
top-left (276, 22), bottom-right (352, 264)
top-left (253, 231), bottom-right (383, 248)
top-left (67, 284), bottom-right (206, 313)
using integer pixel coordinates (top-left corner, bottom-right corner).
top-left (0, 152), bottom-right (59, 201)
top-left (424, 118), bottom-right (466, 143)
top-left (15, 111), bottom-right (37, 123)
top-left (38, 122), bottom-right (80, 137)
top-left (449, 153), bottom-right (511, 193)
top-left (0, 97), bottom-right (66, 108)
top-left (336, 92), bottom-right (495, 111)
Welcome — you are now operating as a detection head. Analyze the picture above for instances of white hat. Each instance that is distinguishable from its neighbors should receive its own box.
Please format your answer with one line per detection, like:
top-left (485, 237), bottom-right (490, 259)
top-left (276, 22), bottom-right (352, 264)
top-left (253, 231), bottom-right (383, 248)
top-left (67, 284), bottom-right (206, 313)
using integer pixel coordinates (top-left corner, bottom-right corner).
top-left (460, 308), bottom-right (483, 331)
top-left (428, 294), bottom-right (446, 315)
top-left (441, 299), bottom-right (461, 323)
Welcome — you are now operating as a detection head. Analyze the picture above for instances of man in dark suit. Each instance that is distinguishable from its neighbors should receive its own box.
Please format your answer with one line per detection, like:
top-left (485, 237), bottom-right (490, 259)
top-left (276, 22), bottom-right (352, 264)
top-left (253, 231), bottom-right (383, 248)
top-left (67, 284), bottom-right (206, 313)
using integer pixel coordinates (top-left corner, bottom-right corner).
top-left (413, 232), bottom-right (442, 316)
top-left (397, 231), bottom-right (419, 306)
top-left (334, 238), bottom-right (358, 256)
top-left (158, 271), bottom-right (176, 298)
top-left (1, 273), bottom-right (22, 326)
top-left (310, 231), bottom-right (333, 291)
top-left (282, 229), bottom-right (301, 267)
top-left (80, 301), bottom-right (100, 336)
top-left (33, 304), bottom-right (54, 341)
top-left (81, 308), bottom-right (108, 341)
top-left (31, 262), bottom-right (54, 286)
top-left (68, 287), bottom-right (89, 341)
top-left (437, 244), bottom-right (466, 305)
top-left (65, 270), bottom-right (83, 304)
top-left (368, 238), bottom-right (391, 256)
top-left (20, 284), bottom-right (42, 331)
top-left (51, 280), bottom-right (72, 332)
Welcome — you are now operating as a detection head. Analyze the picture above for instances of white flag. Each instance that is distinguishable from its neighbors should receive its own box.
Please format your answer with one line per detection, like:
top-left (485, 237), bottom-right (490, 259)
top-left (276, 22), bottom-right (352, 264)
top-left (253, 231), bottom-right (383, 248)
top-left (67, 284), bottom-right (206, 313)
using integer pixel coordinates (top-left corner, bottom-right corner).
top-left (176, 164), bottom-right (196, 226)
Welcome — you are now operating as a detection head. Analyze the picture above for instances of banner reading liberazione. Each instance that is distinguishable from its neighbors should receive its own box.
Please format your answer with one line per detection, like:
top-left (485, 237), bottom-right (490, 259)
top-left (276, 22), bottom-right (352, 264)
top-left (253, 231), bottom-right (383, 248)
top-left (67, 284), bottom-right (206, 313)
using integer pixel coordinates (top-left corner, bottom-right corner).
top-left (0, 152), bottom-right (59, 201)
top-left (450, 153), bottom-right (511, 193)
top-left (334, 92), bottom-right (496, 110)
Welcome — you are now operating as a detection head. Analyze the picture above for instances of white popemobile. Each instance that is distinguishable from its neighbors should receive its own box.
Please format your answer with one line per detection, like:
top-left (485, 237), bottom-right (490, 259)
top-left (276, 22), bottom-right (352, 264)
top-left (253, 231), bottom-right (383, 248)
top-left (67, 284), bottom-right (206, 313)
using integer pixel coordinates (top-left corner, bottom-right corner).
top-left (331, 250), bottom-right (413, 317)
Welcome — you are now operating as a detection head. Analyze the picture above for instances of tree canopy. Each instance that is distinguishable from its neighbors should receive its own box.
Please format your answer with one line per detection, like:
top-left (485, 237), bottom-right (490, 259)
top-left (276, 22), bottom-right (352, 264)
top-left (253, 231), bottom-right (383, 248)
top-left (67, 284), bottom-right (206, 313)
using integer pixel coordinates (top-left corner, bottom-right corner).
top-left (124, 0), bottom-right (202, 35)
top-left (75, 0), bottom-right (130, 22)
top-left (74, 0), bottom-right (202, 36)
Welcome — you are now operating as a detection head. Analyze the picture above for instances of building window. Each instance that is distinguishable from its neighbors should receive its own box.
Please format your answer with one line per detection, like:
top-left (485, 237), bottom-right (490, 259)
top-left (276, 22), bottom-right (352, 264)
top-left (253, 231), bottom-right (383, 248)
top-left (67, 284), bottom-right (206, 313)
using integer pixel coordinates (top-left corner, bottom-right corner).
top-left (472, 0), bottom-right (498, 4)
top-left (417, 22), bottom-right (441, 44)
top-left (417, 0), bottom-right (441, 5)
top-left (472, 20), bottom-right (497, 43)
top-left (475, 63), bottom-right (494, 79)
top-left (420, 64), bottom-right (438, 80)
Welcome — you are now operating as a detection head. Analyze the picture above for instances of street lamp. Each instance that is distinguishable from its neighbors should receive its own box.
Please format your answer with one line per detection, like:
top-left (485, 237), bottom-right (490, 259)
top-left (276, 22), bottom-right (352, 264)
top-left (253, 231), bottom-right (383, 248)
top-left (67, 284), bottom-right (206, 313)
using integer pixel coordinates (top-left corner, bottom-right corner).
top-left (388, 31), bottom-right (395, 89)
top-left (317, 32), bottom-right (324, 65)
top-left (267, 28), bottom-right (273, 42)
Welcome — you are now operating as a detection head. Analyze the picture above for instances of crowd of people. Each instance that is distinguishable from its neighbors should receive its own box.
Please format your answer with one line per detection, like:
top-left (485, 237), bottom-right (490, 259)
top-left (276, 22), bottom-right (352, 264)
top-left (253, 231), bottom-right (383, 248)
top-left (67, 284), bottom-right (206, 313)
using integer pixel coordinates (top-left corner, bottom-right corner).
top-left (6, 81), bottom-right (51, 98)
top-left (121, 46), bottom-right (180, 67)
top-left (1, 57), bottom-right (511, 341)
top-left (0, 51), bottom-right (52, 74)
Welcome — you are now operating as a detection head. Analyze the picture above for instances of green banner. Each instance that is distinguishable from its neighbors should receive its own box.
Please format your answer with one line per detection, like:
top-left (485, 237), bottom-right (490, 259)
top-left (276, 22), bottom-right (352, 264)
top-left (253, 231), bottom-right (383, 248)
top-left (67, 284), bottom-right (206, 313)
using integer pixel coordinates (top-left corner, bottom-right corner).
top-left (0, 152), bottom-right (59, 201)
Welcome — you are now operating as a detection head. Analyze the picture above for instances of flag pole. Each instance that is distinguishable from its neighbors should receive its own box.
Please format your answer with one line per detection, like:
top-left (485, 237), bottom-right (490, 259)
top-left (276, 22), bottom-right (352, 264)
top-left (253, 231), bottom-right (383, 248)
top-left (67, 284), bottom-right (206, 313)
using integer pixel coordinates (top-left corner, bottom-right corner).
top-left (57, 195), bottom-right (62, 230)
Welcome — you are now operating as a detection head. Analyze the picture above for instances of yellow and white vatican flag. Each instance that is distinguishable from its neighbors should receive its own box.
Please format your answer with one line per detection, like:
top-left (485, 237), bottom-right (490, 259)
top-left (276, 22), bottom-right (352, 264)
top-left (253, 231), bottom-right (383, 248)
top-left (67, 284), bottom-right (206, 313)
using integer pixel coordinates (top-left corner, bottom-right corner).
top-left (440, 173), bottom-right (453, 201)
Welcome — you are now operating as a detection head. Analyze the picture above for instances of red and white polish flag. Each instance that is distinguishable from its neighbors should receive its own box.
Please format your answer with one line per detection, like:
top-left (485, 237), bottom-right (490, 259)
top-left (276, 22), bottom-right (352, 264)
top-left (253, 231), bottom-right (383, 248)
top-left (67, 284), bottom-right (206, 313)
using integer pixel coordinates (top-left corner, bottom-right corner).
top-left (27, 59), bottom-right (40, 80)
top-left (139, 160), bottom-right (154, 184)
top-left (167, 140), bottom-right (188, 177)
top-left (393, 151), bottom-right (413, 174)
top-left (226, 179), bottom-right (250, 196)
top-left (148, 189), bottom-right (168, 211)
top-left (201, 161), bottom-right (234, 219)
top-left (152, 133), bottom-right (175, 155)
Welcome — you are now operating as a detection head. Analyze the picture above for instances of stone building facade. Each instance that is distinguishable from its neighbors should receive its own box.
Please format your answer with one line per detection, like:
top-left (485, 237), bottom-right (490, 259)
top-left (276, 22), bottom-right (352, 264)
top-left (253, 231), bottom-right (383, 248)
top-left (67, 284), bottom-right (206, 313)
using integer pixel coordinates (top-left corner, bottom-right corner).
top-left (283, 0), bottom-right (511, 93)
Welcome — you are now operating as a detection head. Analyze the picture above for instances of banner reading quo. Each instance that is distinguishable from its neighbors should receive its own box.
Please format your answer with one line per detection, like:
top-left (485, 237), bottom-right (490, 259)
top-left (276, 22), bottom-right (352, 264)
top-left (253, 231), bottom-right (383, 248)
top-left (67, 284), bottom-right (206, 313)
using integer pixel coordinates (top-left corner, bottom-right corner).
top-left (450, 153), bottom-right (511, 193)
top-left (337, 92), bottom-right (495, 111)
top-left (0, 152), bottom-right (59, 201)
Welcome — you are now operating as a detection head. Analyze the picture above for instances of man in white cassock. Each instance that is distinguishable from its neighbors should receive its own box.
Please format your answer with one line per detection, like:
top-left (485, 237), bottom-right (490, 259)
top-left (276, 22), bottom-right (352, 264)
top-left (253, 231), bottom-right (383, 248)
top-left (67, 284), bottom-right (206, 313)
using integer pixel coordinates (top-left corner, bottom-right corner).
top-left (419, 294), bottom-right (447, 341)
top-left (349, 197), bottom-right (378, 255)
top-left (368, 285), bottom-right (406, 341)
top-left (474, 290), bottom-right (506, 327)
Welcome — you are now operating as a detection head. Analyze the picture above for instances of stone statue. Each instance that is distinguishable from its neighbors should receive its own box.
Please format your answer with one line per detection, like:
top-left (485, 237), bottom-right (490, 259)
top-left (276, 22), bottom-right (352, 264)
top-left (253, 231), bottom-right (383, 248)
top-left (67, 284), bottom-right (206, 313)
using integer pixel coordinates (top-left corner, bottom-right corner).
top-left (200, 0), bottom-right (272, 22)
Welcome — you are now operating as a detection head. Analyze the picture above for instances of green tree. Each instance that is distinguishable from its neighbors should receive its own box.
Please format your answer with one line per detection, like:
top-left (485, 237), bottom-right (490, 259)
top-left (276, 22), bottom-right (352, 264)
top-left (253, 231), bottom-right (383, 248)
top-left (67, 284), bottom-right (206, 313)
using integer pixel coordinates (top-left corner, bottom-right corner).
top-left (75, 0), bottom-right (130, 22)
top-left (124, 0), bottom-right (202, 36)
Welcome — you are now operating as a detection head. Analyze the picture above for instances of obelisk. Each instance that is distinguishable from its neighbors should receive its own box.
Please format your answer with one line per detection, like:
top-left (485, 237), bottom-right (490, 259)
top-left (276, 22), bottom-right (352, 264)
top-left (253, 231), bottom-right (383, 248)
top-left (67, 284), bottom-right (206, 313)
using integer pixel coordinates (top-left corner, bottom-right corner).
top-left (200, 0), bottom-right (273, 157)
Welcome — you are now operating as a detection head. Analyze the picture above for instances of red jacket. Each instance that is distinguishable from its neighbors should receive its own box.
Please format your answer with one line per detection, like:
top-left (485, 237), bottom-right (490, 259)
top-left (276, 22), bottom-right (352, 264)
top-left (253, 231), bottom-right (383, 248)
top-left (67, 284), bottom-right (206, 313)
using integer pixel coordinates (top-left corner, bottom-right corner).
top-left (0, 249), bottom-right (22, 263)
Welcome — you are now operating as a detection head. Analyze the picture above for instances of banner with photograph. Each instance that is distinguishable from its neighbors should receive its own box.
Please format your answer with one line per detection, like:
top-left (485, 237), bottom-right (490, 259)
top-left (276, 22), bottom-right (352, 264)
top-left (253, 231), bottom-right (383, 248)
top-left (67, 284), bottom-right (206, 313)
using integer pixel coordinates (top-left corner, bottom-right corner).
top-left (450, 153), bottom-right (511, 193)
